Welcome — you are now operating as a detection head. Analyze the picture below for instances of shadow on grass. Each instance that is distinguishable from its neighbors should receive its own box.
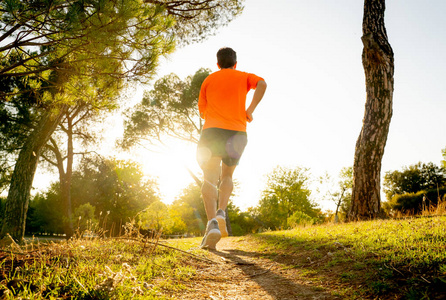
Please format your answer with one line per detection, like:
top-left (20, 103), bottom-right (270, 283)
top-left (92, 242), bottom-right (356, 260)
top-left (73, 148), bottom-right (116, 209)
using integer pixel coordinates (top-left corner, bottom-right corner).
top-left (244, 232), bottom-right (446, 300)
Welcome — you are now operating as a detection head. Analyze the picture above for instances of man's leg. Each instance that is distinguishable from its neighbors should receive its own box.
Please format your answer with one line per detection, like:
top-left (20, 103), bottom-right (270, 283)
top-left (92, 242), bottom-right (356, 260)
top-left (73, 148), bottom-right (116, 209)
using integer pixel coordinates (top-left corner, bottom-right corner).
top-left (199, 156), bottom-right (222, 249)
top-left (218, 163), bottom-right (237, 212)
top-left (216, 163), bottom-right (237, 237)
top-left (201, 156), bottom-right (222, 220)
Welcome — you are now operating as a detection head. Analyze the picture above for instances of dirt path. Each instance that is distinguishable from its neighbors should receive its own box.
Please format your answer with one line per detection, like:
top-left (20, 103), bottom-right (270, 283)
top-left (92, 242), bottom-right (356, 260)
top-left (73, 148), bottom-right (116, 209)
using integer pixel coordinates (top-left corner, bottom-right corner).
top-left (176, 237), bottom-right (342, 300)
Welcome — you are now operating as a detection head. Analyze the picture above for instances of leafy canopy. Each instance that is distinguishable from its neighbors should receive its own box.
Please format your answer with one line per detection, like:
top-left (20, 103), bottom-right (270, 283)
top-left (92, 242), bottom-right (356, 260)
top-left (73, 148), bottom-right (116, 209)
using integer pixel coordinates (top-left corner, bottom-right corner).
top-left (0, 0), bottom-right (244, 99)
top-left (121, 68), bottom-right (210, 149)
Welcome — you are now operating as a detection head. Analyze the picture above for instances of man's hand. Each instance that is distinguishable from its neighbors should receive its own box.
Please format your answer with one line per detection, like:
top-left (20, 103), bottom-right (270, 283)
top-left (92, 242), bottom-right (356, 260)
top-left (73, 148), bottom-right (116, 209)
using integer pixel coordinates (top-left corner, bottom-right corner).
top-left (246, 110), bottom-right (253, 122)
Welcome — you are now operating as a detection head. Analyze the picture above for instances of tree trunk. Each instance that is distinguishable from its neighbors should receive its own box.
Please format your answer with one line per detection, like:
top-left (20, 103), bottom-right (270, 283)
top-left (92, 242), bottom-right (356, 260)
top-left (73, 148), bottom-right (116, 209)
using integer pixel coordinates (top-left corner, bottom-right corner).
top-left (348, 0), bottom-right (394, 221)
top-left (1, 106), bottom-right (66, 241)
top-left (63, 113), bottom-right (75, 238)
top-left (47, 106), bottom-right (89, 238)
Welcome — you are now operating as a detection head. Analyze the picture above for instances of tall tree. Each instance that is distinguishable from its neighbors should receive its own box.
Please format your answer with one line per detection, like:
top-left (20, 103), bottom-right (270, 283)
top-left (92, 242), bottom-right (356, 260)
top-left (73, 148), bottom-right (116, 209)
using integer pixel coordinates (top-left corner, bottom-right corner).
top-left (121, 68), bottom-right (210, 149)
top-left (348, 0), bottom-right (394, 220)
top-left (40, 102), bottom-right (111, 237)
top-left (1, 105), bottom-right (67, 241)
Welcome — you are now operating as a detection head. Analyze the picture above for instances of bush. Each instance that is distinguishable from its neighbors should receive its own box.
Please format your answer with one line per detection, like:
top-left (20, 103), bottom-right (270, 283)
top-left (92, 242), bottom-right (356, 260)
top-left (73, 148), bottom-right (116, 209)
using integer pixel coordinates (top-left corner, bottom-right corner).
top-left (228, 210), bottom-right (259, 236)
top-left (387, 187), bottom-right (446, 214)
top-left (287, 211), bottom-right (315, 228)
top-left (230, 223), bottom-right (244, 236)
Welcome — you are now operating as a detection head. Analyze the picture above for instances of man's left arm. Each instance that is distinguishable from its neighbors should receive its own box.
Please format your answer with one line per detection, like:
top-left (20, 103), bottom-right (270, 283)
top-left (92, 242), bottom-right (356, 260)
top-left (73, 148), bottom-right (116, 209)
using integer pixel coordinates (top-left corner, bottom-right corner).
top-left (198, 84), bottom-right (207, 119)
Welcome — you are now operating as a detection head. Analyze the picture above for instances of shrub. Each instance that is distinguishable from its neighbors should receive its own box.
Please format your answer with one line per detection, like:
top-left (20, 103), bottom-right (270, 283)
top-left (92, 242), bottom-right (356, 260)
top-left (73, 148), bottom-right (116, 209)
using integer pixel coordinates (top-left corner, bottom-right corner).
top-left (387, 187), bottom-right (446, 215)
top-left (288, 211), bottom-right (315, 228)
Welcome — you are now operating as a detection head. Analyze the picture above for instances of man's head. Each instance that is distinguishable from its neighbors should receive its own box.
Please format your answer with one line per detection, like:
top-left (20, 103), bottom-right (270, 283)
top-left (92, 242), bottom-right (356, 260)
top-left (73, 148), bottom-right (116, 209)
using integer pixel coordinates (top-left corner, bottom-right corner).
top-left (217, 47), bottom-right (237, 69)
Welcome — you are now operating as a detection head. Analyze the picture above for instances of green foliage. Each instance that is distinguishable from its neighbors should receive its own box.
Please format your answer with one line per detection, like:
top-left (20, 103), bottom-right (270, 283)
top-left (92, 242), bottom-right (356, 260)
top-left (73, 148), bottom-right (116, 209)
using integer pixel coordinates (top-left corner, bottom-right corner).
top-left (139, 200), bottom-right (170, 233)
top-left (165, 206), bottom-right (188, 235)
top-left (442, 147), bottom-right (446, 169)
top-left (255, 165), bottom-right (319, 230)
top-left (26, 157), bottom-right (160, 236)
top-left (71, 157), bottom-right (160, 236)
top-left (170, 183), bottom-right (206, 236)
top-left (319, 167), bottom-right (353, 221)
top-left (337, 167), bottom-right (353, 215)
top-left (0, 160), bottom-right (11, 194)
top-left (383, 162), bottom-right (446, 201)
top-left (167, 183), bottom-right (261, 237)
top-left (384, 187), bottom-right (446, 214)
top-left (0, 58), bottom-right (49, 165)
top-left (138, 200), bottom-right (188, 235)
top-left (121, 68), bottom-right (210, 149)
top-left (227, 201), bottom-right (258, 236)
top-left (287, 211), bottom-right (315, 227)
top-left (0, 0), bottom-right (180, 91)
top-left (156, 0), bottom-right (245, 45)
top-left (26, 189), bottom-right (65, 235)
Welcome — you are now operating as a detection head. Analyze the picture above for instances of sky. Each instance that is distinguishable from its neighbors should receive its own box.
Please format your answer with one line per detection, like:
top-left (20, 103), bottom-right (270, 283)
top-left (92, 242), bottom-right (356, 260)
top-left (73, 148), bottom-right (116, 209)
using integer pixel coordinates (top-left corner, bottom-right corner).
top-left (34, 0), bottom-right (446, 211)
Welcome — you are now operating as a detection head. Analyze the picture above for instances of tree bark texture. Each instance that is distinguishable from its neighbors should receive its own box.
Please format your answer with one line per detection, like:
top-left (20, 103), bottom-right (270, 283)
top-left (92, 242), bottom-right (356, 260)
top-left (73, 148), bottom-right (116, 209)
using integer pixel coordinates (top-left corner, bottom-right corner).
top-left (1, 106), bottom-right (66, 241)
top-left (61, 112), bottom-right (75, 238)
top-left (348, 0), bottom-right (394, 220)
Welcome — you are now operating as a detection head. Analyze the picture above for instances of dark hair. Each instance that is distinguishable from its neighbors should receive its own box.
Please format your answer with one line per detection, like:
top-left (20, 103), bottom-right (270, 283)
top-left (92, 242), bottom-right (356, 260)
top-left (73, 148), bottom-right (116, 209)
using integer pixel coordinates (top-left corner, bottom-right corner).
top-left (217, 47), bottom-right (237, 68)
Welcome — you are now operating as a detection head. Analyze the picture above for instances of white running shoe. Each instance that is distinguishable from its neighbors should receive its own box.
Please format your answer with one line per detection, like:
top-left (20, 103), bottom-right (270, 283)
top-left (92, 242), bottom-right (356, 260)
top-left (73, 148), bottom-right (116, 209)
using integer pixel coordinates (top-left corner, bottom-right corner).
top-left (200, 219), bottom-right (221, 250)
top-left (216, 209), bottom-right (228, 237)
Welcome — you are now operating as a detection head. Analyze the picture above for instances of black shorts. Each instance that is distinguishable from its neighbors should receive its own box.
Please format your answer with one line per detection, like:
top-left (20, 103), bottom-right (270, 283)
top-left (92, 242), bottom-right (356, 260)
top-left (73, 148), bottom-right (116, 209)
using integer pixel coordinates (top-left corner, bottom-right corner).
top-left (197, 128), bottom-right (248, 167)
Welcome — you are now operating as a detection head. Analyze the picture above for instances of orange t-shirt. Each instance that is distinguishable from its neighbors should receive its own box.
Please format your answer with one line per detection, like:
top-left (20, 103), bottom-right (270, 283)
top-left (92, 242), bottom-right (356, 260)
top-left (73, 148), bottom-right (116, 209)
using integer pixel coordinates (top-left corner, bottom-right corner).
top-left (198, 69), bottom-right (264, 132)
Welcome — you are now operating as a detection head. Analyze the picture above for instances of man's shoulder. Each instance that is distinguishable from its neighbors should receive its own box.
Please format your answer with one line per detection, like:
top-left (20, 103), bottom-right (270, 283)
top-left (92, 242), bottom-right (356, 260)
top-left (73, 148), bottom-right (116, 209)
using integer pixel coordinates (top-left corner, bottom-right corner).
top-left (208, 69), bottom-right (256, 79)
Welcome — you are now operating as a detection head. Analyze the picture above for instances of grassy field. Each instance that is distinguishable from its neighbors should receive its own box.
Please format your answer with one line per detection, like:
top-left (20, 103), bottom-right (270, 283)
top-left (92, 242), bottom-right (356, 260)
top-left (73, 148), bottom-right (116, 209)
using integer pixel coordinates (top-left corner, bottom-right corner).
top-left (0, 216), bottom-right (445, 299)
top-left (252, 216), bottom-right (446, 299)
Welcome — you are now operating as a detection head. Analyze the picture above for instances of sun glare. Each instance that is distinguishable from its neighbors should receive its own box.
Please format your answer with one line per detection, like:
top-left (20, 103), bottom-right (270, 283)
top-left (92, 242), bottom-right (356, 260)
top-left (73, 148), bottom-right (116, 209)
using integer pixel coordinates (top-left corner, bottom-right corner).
top-left (137, 140), bottom-right (200, 204)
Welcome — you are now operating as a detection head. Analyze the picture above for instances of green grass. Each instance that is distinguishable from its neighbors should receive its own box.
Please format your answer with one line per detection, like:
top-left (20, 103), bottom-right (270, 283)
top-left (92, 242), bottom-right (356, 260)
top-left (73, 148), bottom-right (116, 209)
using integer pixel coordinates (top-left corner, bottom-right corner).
top-left (1, 216), bottom-right (445, 299)
top-left (0, 237), bottom-right (205, 299)
top-left (251, 216), bottom-right (446, 298)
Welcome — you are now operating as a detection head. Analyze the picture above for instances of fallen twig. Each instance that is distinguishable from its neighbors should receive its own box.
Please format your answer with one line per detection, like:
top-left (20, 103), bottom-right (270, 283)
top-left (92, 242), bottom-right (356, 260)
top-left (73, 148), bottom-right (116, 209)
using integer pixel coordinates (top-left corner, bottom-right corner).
top-left (420, 276), bottom-right (431, 284)
top-left (249, 264), bottom-right (274, 278)
top-left (115, 237), bottom-right (218, 264)
top-left (384, 263), bottom-right (405, 276)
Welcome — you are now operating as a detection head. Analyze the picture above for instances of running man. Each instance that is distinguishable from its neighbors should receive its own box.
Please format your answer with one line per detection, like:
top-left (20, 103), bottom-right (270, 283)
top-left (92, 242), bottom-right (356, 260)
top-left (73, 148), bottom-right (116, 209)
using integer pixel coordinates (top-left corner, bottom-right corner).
top-left (197, 47), bottom-right (267, 249)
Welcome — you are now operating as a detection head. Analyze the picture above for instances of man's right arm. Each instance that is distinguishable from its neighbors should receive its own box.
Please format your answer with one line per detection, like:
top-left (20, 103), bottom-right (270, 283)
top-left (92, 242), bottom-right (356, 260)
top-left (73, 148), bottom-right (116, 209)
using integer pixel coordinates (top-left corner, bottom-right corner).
top-left (246, 80), bottom-right (267, 122)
